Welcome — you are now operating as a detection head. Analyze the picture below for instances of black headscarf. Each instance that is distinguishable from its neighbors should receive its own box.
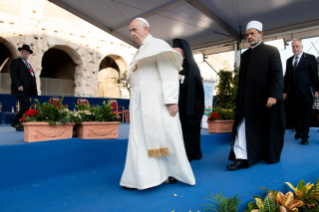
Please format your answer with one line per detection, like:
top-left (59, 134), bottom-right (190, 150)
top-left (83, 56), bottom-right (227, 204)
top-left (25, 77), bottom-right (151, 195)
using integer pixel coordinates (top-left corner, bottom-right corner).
top-left (173, 38), bottom-right (202, 117)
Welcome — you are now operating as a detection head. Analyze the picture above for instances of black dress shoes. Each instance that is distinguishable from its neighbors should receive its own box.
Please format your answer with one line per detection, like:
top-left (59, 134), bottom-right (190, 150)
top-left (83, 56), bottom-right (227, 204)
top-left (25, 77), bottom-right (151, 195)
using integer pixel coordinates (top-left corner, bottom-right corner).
top-left (122, 186), bottom-right (137, 190)
top-left (294, 132), bottom-right (302, 140)
top-left (168, 177), bottom-right (177, 184)
top-left (227, 160), bottom-right (248, 171)
top-left (301, 138), bottom-right (309, 145)
top-left (11, 123), bottom-right (23, 131)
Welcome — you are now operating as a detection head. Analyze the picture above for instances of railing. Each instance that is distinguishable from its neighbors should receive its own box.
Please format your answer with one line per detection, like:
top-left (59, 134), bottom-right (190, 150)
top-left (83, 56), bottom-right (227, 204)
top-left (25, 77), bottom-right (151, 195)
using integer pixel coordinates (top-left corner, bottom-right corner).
top-left (0, 73), bottom-right (75, 96)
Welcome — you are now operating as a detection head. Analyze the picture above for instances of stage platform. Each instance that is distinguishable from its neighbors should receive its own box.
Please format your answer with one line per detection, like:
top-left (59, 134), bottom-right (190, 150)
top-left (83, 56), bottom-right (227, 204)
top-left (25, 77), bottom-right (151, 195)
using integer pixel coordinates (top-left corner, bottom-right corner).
top-left (0, 124), bottom-right (319, 212)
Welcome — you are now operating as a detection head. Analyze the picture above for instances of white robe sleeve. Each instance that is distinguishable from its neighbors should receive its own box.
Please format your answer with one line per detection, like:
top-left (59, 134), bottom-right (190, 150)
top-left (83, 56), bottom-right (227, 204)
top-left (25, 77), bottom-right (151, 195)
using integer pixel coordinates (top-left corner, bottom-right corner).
top-left (156, 52), bottom-right (179, 105)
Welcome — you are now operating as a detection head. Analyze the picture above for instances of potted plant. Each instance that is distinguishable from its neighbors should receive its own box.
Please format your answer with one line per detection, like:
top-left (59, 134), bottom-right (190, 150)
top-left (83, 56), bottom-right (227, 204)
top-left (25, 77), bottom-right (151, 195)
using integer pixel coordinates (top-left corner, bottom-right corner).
top-left (74, 101), bottom-right (121, 139)
top-left (207, 106), bottom-right (235, 133)
top-left (21, 98), bottom-right (75, 142)
top-left (207, 68), bottom-right (238, 133)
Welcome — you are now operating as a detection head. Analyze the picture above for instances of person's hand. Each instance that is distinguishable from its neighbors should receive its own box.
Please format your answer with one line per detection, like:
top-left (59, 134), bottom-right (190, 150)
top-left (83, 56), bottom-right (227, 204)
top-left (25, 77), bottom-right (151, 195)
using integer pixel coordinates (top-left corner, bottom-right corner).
top-left (283, 93), bottom-right (287, 101)
top-left (18, 86), bottom-right (23, 92)
top-left (167, 104), bottom-right (178, 117)
top-left (179, 75), bottom-right (184, 81)
top-left (266, 97), bottom-right (277, 108)
top-left (315, 91), bottom-right (319, 98)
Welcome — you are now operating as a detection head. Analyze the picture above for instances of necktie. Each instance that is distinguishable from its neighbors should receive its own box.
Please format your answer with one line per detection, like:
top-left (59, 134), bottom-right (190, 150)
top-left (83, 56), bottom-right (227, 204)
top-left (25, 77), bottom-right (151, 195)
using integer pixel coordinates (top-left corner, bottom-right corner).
top-left (293, 56), bottom-right (299, 71)
top-left (25, 60), bottom-right (34, 75)
top-left (24, 60), bottom-right (35, 85)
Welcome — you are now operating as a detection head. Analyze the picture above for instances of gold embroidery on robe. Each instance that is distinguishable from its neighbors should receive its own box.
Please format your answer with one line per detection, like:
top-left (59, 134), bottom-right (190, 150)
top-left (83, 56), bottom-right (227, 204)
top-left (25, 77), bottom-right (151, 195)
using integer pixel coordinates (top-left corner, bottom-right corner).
top-left (147, 147), bottom-right (170, 158)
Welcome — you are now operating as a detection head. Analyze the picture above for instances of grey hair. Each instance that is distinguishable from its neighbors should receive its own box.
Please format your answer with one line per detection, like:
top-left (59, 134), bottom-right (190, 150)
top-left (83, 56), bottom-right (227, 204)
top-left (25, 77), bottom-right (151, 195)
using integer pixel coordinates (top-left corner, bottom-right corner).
top-left (292, 38), bottom-right (303, 46)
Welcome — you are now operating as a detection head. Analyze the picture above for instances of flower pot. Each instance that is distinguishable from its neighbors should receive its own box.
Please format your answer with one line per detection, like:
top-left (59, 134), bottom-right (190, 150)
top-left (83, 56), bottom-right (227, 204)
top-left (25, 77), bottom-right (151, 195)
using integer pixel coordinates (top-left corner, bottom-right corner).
top-left (76, 122), bottom-right (121, 139)
top-left (207, 120), bottom-right (234, 133)
top-left (22, 122), bottom-right (75, 142)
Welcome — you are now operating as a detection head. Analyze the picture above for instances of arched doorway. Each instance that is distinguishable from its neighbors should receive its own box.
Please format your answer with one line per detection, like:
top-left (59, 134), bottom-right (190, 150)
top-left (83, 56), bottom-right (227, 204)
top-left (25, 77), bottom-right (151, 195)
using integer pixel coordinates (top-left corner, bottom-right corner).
top-left (40, 46), bottom-right (80, 96)
top-left (0, 38), bottom-right (18, 94)
top-left (98, 54), bottom-right (128, 98)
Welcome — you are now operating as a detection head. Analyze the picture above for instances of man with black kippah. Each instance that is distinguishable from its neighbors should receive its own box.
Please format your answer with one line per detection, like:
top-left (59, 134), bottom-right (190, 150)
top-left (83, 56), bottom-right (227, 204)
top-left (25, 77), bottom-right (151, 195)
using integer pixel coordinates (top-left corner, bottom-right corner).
top-left (10, 44), bottom-right (38, 131)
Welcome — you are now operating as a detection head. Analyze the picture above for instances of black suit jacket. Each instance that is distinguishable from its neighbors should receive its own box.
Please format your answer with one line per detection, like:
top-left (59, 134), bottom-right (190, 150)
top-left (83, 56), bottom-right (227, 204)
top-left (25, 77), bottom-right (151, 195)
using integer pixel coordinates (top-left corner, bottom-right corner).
top-left (10, 57), bottom-right (38, 97)
top-left (284, 52), bottom-right (319, 99)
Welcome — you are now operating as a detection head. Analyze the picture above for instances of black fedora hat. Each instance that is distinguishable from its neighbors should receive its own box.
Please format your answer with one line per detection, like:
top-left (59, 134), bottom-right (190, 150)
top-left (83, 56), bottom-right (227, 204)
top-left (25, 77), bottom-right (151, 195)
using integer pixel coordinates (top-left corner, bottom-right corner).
top-left (18, 44), bottom-right (33, 54)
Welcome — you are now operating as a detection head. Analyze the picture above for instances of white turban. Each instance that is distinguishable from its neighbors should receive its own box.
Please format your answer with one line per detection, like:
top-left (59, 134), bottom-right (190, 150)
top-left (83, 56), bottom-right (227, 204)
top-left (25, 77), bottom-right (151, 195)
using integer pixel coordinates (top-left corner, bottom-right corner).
top-left (246, 21), bottom-right (263, 31)
top-left (135, 18), bottom-right (150, 28)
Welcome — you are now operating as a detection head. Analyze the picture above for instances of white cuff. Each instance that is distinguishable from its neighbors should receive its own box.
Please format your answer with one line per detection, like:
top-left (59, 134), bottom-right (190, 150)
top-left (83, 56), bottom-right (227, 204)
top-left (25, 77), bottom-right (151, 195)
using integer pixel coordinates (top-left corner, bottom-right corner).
top-left (180, 76), bottom-right (185, 84)
top-left (162, 81), bottom-right (178, 104)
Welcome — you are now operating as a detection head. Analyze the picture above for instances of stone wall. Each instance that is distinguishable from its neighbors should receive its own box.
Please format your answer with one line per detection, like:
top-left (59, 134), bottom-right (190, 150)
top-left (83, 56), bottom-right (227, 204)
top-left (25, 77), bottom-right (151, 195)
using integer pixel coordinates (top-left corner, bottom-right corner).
top-left (0, 0), bottom-right (136, 98)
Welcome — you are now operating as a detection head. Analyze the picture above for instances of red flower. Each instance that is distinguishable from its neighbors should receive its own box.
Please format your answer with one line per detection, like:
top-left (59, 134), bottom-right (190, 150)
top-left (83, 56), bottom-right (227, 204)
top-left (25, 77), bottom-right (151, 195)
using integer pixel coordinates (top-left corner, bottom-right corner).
top-left (113, 111), bottom-right (120, 114)
top-left (20, 116), bottom-right (25, 122)
top-left (208, 111), bottom-right (220, 121)
top-left (25, 109), bottom-right (39, 117)
top-left (25, 109), bottom-right (32, 116)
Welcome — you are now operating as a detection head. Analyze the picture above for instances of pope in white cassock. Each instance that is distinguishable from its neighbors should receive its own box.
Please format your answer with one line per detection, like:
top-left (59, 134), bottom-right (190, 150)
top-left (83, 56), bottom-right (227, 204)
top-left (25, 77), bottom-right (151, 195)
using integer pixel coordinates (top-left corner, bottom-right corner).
top-left (120, 18), bottom-right (196, 190)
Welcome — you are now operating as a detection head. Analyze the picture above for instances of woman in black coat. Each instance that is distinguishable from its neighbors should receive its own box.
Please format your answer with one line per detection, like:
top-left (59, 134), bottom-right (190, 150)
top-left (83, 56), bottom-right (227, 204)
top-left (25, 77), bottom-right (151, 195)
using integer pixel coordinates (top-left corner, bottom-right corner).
top-left (173, 39), bottom-right (205, 161)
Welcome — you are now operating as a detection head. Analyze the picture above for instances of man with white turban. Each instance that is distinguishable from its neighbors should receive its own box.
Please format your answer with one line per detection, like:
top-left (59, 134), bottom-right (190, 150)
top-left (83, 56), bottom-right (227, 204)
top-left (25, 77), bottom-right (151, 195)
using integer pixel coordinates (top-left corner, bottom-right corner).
top-left (120, 18), bottom-right (195, 189)
top-left (227, 20), bottom-right (286, 170)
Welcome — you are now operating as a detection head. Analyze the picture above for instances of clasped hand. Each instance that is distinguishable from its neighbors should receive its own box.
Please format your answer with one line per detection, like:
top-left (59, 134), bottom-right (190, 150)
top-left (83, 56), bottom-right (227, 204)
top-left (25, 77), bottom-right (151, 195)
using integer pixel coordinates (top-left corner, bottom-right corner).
top-left (266, 97), bottom-right (277, 108)
top-left (167, 104), bottom-right (178, 117)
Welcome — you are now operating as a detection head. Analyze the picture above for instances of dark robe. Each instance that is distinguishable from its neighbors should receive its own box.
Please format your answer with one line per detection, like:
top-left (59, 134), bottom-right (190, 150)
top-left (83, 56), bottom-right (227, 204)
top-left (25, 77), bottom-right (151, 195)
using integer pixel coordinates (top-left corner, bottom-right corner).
top-left (173, 39), bottom-right (205, 161)
top-left (229, 43), bottom-right (286, 166)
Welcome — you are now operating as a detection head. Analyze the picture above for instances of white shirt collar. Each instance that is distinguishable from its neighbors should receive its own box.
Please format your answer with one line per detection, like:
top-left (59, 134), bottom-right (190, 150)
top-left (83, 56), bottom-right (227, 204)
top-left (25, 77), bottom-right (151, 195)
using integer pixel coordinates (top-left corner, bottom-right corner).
top-left (140, 34), bottom-right (152, 47)
top-left (250, 41), bottom-right (262, 49)
top-left (294, 52), bottom-right (303, 58)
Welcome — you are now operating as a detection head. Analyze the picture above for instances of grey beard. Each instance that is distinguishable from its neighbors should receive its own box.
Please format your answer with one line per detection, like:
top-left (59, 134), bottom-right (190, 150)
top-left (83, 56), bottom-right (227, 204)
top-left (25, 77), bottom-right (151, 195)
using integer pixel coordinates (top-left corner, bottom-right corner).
top-left (20, 56), bottom-right (28, 61)
top-left (249, 41), bottom-right (257, 46)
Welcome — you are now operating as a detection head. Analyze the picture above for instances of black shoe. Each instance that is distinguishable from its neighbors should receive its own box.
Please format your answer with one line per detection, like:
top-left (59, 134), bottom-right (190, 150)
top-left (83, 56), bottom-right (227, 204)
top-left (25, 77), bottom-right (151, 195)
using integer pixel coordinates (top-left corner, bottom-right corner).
top-left (122, 186), bottom-right (137, 190)
top-left (301, 138), bottom-right (309, 145)
top-left (168, 177), bottom-right (177, 184)
top-left (15, 125), bottom-right (24, 131)
top-left (11, 123), bottom-right (23, 131)
top-left (294, 132), bottom-right (302, 140)
top-left (227, 160), bottom-right (248, 170)
top-left (10, 122), bottom-right (18, 128)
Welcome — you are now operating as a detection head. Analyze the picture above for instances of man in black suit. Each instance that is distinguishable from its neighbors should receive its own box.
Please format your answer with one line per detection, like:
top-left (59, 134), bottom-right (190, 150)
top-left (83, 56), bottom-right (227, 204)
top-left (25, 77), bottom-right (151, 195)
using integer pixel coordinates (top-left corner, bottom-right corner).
top-left (10, 44), bottom-right (38, 131)
top-left (284, 38), bottom-right (319, 145)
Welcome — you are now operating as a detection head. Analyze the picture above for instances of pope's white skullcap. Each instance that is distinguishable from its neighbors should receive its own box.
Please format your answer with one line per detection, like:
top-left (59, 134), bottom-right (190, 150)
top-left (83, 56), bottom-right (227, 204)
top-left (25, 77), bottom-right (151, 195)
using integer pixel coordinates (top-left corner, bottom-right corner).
top-left (135, 18), bottom-right (150, 28)
top-left (246, 20), bottom-right (263, 31)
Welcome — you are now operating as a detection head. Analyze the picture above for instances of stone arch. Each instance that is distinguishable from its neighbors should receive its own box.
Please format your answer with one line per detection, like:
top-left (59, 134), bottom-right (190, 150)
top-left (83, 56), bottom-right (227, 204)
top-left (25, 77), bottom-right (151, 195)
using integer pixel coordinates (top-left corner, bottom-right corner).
top-left (0, 37), bottom-right (19, 93)
top-left (40, 45), bottom-right (83, 96)
top-left (0, 37), bottom-right (19, 59)
top-left (98, 54), bottom-right (129, 98)
top-left (0, 37), bottom-right (18, 73)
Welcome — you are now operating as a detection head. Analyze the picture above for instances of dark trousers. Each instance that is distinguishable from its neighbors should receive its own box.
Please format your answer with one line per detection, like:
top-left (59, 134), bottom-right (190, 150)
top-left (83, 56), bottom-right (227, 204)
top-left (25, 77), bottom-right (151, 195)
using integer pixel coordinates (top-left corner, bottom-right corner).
top-left (289, 94), bottom-right (313, 139)
top-left (181, 122), bottom-right (202, 161)
top-left (12, 96), bottom-right (31, 124)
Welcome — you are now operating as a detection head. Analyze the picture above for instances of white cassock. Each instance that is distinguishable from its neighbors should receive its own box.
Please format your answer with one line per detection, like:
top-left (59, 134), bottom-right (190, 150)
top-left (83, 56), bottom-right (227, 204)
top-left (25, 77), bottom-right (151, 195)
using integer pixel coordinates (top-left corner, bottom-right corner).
top-left (233, 118), bottom-right (248, 160)
top-left (120, 35), bottom-right (195, 190)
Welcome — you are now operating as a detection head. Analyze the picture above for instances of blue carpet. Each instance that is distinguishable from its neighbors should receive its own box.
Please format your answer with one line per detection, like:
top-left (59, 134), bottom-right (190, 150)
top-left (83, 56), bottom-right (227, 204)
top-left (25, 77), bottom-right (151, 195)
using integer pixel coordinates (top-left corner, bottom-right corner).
top-left (0, 125), bottom-right (319, 212)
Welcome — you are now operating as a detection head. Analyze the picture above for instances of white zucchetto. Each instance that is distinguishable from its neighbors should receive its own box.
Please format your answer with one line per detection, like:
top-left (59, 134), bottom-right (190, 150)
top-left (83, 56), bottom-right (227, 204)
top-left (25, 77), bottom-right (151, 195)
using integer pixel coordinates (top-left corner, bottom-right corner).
top-left (135, 18), bottom-right (150, 28)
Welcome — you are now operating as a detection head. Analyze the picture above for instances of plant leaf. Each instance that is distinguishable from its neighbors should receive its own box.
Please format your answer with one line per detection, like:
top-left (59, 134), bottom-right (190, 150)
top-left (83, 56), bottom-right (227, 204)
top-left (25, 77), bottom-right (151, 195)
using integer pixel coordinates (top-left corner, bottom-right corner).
top-left (264, 196), bottom-right (276, 212)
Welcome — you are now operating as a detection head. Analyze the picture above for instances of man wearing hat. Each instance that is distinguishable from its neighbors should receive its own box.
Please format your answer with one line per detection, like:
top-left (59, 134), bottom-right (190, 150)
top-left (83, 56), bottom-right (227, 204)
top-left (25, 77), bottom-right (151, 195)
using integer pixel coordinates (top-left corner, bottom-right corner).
top-left (10, 44), bottom-right (38, 131)
top-left (227, 21), bottom-right (285, 170)
top-left (120, 18), bottom-right (195, 190)
top-left (172, 38), bottom-right (205, 162)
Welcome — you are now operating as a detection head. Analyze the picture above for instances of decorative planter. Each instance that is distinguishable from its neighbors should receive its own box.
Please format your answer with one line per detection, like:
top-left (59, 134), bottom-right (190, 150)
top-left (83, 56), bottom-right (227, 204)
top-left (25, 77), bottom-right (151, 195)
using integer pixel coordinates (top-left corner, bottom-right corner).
top-left (76, 122), bottom-right (121, 139)
top-left (22, 122), bottom-right (75, 142)
top-left (207, 120), bottom-right (234, 133)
